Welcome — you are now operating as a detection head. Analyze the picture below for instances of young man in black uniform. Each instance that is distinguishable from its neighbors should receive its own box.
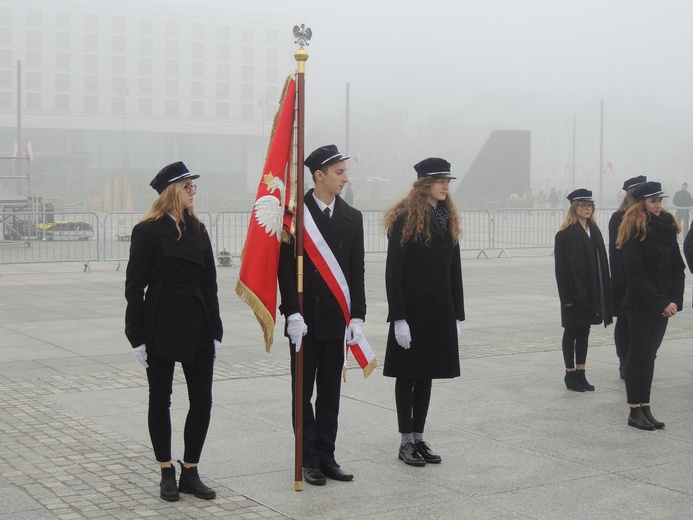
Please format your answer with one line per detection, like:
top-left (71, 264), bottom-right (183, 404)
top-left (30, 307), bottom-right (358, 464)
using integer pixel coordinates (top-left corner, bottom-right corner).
top-left (278, 145), bottom-right (366, 486)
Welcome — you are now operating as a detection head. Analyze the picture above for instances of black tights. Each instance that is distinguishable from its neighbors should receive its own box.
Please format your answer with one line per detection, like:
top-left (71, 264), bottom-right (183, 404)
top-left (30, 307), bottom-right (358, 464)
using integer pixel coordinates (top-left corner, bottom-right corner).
top-left (395, 378), bottom-right (432, 434)
top-left (146, 351), bottom-right (214, 464)
top-left (562, 325), bottom-right (590, 369)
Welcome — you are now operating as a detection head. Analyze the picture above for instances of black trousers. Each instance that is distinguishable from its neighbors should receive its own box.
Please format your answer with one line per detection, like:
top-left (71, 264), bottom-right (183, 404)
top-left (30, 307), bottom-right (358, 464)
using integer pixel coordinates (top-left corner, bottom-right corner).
top-left (290, 336), bottom-right (343, 467)
top-left (625, 309), bottom-right (668, 405)
top-left (395, 378), bottom-right (432, 434)
top-left (613, 315), bottom-right (630, 362)
top-left (146, 350), bottom-right (214, 463)
top-left (562, 325), bottom-right (590, 368)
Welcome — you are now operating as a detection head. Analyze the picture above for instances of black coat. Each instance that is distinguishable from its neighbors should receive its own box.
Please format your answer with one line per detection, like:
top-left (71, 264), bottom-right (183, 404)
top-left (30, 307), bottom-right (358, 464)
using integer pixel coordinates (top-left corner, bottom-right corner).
top-left (554, 221), bottom-right (613, 328)
top-left (125, 213), bottom-right (223, 364)
top-left (383, 217), bottom-right (464, 380)
top-left (683, 226), bottom-right (693, 307)
top-left (608, 210), bottom-right (627, 314)
top-left (622, 212), bottom-right (685, 314)
top-left (278, 191), bottom-right (366, 339)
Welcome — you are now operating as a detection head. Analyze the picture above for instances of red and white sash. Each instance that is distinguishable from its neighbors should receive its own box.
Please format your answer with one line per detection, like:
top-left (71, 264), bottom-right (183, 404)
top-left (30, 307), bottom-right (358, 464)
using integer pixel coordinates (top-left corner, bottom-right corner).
top-left (303, 204), bottom-right (377, 378)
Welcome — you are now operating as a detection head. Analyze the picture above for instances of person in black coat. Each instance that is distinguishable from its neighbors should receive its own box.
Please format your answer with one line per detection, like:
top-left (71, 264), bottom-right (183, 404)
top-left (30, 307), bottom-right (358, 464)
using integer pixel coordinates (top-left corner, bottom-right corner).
top-left (277, 145), bottom-right (366, 486)
top-left (383, 157), bottom-right (464, 467)
top-left (616, 181), bottom-right (684, 430)
top-left (554, 189), bottom-right (612, 392)
top-left (125, 162), bottom-right (223, 501)
top-left (608, 175), bottom-right (646, 379)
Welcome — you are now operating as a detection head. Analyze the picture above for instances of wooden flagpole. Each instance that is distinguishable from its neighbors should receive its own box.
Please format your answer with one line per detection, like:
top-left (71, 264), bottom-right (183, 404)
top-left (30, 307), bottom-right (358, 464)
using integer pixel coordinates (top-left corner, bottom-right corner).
top-left (293, 25), bottom-right (310, 492)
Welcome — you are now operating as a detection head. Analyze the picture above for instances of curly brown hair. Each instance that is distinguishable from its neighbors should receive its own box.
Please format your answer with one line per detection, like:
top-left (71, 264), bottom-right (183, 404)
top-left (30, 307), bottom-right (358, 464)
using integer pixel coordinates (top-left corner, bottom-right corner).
top-left (141, 180), bottom-right (200, 240)
top-left (382, 177), bottom-right (461, 246)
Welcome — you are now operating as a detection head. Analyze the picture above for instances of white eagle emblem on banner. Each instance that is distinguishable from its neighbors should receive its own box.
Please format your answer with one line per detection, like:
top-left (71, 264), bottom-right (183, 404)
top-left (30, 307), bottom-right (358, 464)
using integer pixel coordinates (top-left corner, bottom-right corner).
top-left (253, 172), bottom-right (285, 242)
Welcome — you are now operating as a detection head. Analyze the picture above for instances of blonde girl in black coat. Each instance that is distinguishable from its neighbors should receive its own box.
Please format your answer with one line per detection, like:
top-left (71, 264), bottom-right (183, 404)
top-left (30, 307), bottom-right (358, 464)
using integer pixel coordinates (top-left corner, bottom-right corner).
top-left (383, 158), bottom-right (464, 467)
top-left (554, 189), bottom-right (612, 392)
top-left (616, 181), bottom-right (684, 430)
top-left (125, 162), bottom-right (222, 501)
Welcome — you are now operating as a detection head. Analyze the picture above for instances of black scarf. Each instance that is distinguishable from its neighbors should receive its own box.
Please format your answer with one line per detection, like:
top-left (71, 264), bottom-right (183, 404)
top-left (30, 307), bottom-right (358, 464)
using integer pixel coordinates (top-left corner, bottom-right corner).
top-left (646, 212), bottom-right (677, 244)
top-left (429, 202), bottom-right (449, 236)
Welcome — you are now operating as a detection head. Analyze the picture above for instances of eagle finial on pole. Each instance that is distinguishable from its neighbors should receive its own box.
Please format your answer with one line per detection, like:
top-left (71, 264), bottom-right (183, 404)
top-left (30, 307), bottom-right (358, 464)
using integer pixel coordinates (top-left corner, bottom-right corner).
top-left (293, 24), bottom-right (312, 49)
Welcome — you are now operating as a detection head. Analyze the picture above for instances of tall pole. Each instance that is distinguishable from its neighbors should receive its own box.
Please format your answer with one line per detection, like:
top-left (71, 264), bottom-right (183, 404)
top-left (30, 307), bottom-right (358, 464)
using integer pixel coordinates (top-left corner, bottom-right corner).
top-left (16, 60), bottom-right (23, 199)
top-left (293, 24), bottom-right (310, 492)
top-left (599, 98), bottom-right (604, 203)
top-left (572, 115), bottom-right (576, 190)
top-left (345, 83), bottom-right (350, 154)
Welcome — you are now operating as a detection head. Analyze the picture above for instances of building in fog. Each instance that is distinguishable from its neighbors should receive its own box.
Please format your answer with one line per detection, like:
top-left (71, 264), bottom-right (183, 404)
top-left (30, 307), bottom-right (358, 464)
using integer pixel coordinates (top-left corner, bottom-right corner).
top-left (0, 0), bottom-right (296, 211)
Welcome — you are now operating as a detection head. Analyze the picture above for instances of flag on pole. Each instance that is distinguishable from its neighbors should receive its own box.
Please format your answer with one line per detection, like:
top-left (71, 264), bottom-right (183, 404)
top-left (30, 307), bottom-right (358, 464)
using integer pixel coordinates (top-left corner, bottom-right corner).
top-left (24, 141), bottom-right (34, 162)
top-left (604, 160), bottom-right (614, 175)
top-left (13, 141), bottom-right (18, 157)
top-left (350, 152), bottom-right (360, 170)
top-left (235, 75), bottom-right (296, 351)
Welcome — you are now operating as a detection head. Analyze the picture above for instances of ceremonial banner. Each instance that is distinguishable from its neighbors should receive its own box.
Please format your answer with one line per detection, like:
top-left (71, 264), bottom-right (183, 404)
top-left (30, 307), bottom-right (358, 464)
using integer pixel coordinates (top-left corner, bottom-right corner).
top-left (235, 76), bottom-right (296, 351)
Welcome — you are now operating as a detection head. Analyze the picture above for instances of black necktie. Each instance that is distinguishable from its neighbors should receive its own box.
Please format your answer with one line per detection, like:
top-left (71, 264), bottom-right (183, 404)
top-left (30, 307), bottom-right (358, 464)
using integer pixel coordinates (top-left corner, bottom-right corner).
top-left (324, 207), bottom-right (331, 218)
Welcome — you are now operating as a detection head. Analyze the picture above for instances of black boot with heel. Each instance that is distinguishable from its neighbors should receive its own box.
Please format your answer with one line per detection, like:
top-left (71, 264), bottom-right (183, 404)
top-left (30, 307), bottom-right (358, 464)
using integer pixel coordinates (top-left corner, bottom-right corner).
top-left (564, 370), bottom-right (585, 392)
top-left (642, 406), bottom-right (665, 429)
top-left (177, 460), bottom-right (216, 499)
top-left (160, 465), bottom-right (179, 502)
top-left (576, 369), bottom-right (595, 391)
top-left (628, 407), bottom-right (655, 431)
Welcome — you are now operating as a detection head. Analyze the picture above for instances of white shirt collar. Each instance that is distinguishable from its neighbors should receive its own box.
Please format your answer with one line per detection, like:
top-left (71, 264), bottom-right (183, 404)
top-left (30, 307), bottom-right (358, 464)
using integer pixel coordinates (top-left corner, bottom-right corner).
top-left (312, 193), bottom-right (335, 215)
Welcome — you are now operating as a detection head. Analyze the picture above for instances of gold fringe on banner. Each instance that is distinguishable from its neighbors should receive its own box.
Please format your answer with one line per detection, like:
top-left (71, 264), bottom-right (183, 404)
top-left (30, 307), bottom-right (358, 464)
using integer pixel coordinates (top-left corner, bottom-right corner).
top-left (234, 278), bottom-right (275, 352)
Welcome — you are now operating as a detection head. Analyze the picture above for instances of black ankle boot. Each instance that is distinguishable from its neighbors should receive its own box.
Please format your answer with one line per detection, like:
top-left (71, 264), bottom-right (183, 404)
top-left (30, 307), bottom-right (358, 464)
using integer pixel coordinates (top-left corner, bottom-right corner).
top-left (628, 407), bottom-right (655, 431)
top-left (160, 465), bottom-right (179, 502)
top-left (642, 406), bottom-right (665, 429)
top-left (576, 369), bottom-right (595, 391)
top-left (177, 460), bottom-right (216, 499)
top-left (564, 370), bottom-right (585, 392)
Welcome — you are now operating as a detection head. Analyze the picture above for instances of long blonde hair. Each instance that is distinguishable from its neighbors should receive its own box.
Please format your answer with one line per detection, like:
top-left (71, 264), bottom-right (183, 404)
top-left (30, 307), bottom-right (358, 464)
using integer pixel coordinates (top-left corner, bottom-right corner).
top-left (141, 180), bottom-right (200, 240)
top-left (617, 188), bottom-right (638, 213)
top-left (559, 200), bottom-right (597, 231)
top-left (616, 200), bottom-right (680, 248)
top-left (383, 177), bottom-right (461, 246)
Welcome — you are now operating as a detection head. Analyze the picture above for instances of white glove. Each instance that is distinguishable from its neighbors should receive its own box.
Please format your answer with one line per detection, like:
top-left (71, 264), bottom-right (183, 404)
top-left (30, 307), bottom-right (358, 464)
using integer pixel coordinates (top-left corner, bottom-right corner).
top-left (287, 313), bottom-right (308, 352)
top-left (214, 339), bottom-right (221, 362)
top-left (456, 320), bottom-right (461, 338)
top-left (394, 320), bottom-right (411, 349)
top-left (346, 318), bottom-right (364, 345)
top-left (132, 344), bottom-right (148, 368)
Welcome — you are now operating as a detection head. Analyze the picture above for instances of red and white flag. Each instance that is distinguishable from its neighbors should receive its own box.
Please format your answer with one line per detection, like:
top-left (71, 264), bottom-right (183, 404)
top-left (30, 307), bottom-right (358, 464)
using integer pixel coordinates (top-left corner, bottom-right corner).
top-left (350, 152), bottom-right (361, 170)
top-left (235, 76), bottom-right (296, 351)
top-left (604, 160), bottom-right (614, 175)
top-left (24, 141), bottom-right (34, 162)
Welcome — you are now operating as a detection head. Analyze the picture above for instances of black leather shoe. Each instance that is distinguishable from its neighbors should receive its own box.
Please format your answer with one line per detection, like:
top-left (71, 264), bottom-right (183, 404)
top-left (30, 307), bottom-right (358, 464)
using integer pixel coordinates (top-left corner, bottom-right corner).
top-left (627, 407), bottom-right (655, 431)
top-left (398, 442), bottom-right (426, 467)
top-left (160, 465), bottom-right (179, 502)
top-left (642, 406), bottom-right (665, 429)
top-left (177, 461), bottom-right (216, 499)
top-left (415, 440), bottom-right (442, 463)
top-left (321, 463), bottom-right (353, 481)
top-left (303, 466), bottom-right (326, 486)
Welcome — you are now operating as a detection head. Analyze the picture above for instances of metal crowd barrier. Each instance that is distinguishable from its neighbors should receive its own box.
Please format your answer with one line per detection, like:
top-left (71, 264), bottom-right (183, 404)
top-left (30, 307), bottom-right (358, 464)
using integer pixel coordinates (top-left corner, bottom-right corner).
top-left (102, 212), bottom-right (213, 262)
top-left (4, 208), bottom-right (625, 266)
top-left (492, 209), bottom-right (565, 256)
top-left (0, 211), bottom-right (100, 264)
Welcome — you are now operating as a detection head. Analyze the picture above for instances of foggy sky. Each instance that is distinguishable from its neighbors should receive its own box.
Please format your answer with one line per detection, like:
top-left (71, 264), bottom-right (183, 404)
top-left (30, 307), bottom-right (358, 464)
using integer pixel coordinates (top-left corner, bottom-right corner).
top-left (253, 0), bottom-right (693, 198)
